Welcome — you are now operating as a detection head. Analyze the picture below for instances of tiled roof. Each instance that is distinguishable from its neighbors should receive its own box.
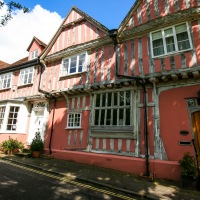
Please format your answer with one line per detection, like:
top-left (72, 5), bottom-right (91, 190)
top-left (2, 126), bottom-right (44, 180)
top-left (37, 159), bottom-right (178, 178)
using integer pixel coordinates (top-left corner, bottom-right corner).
top-left (9, 57), bottom-right (28, 67)
top-left (0, 60), bottom-right (9, 69)
top-left (34, 36), bottom-right (47, 48)
top-left (27, 36), bottom-right (47, 51)
top-left (0, 57), bottom-right (29, 71)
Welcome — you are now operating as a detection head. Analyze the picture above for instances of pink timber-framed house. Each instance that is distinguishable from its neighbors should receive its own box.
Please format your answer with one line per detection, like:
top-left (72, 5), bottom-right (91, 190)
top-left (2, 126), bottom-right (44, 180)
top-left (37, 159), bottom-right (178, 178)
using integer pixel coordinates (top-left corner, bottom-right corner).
top-left (1, 0), bottom-right (200, 181)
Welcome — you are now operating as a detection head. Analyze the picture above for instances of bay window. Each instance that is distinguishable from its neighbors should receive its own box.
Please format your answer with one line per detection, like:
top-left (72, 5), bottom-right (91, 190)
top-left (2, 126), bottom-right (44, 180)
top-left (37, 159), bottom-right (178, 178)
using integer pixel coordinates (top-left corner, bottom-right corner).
top-left (0, 103), bottom-right (22, 132)
top-left (0, 106), bottom-right (6, 130)
top-left (7, 106), bottom-right (19, 131)
top-left (151, 23), bottom-right (192, 57)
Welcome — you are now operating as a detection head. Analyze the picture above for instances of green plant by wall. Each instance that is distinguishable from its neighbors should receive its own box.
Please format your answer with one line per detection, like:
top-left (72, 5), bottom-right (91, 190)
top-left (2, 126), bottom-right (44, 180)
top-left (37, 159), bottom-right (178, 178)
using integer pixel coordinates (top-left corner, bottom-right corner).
top-left (179, 152), bottom-right (196, 177)
top-left (0, 137), bottom-right (24, 154)
top-left (30, 132), bottom-right (44, 151)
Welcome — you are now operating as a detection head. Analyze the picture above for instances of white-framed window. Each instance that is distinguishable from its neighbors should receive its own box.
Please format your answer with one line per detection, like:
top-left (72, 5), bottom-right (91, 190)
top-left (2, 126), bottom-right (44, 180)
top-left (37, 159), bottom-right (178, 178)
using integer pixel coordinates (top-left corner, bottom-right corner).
top-left (7, 106), bottom-right (19, 131)
top-left (18, 66), bottom-right (34, 86)
top-left (30, 50), bottom-right (38, 60)
top-left (150, 22), bottom-right (192, 57)
top-left (67, 113), bottom-right (82, 128)
top-left (93, 90), bottom-right (132, 126)
top-left (60, 52), bottom-right (87, 76)
top-left (0, 102), bottom-right (29, 133)
top-left (0, 103), bottom-right (21, 132)
top-left (0, 72), bottom-right (12, 90)
top-left (0, 106), bottom-right (6, 130)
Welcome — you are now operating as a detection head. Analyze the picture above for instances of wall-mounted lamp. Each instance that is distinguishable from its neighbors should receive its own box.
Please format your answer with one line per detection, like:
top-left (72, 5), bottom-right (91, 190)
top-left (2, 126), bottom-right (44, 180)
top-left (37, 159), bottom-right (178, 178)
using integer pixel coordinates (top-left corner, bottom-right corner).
top-left (185, 97), bottom-right (200, 107)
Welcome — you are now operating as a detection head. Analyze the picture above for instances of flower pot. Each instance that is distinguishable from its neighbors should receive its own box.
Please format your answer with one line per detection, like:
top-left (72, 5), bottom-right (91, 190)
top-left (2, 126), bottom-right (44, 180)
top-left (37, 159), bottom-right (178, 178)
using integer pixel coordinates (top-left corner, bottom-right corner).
top-left (181, 175), bottom-right (196, 189)
top-left (32, 151), bottom-right (41, 158)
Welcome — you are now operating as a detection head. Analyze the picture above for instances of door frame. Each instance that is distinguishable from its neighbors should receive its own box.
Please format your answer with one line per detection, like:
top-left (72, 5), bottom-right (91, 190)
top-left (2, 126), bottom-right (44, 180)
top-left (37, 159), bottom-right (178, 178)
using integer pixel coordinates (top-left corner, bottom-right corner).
top-left (27, 101), bottom-right (49, 145)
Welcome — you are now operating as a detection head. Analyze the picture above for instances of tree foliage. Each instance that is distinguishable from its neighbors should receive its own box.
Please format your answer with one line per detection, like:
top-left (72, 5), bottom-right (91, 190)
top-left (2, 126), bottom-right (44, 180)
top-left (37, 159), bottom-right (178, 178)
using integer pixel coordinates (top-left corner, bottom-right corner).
top-left (0, 1), bottom-right (29, 26)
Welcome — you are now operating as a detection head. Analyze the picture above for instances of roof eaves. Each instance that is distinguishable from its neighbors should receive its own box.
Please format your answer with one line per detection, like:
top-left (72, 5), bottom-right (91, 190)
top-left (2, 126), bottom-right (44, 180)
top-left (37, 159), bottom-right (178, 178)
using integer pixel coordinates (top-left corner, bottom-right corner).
top-left (118, 0), bottom-right (142, 35)
top-left (0, 58), bottom-right (39, 74)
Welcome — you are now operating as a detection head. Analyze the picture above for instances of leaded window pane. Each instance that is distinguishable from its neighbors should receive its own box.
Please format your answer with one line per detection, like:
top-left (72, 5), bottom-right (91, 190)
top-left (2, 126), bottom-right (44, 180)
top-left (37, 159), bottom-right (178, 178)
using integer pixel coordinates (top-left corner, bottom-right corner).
top-left (113, 109), bottom-right (117, 125)
top-left (95, 110), bottom-right (99, 125)
top-left (95, 94), bottom-right (100, 107)
top-left (94, 91), bottom-right (132, 126)
top-left (102, 93), bottom-right (106, 107)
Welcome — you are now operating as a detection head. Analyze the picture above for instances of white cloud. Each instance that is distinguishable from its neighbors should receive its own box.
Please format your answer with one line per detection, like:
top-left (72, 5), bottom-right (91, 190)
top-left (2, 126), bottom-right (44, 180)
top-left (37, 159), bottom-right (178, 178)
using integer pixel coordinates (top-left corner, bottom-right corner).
top-left (0, 4), bottom-right (63, 64)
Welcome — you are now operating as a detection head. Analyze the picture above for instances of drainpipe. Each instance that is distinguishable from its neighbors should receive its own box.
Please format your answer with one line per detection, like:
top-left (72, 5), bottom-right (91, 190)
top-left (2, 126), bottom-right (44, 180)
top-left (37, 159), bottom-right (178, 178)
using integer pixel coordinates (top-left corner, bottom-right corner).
top-left (108, 30), bottom-right (150, 177)
top-left (37, 59), bottom-right (57, 155)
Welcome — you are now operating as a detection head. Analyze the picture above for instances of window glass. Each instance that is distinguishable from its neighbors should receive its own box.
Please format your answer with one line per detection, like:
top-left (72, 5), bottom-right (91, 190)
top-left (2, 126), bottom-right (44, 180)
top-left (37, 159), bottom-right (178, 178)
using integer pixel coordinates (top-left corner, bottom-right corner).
top-left (78, 54), bottom-right (85, 72)
top-left (19, 67), bottom-right (34, 85)
top-left (70, 56), bottom-right (77, 74)
top-left (94, 91), bottom-right (132, 126)
top-left (0, 73), bottom-right (12, 89)
top-left (0, 107), bottom-right (6, 130)
top-left (151, 23), bottom-right (191, 57)
top-left (61, 53), bottom-right (87, 76)
top-left (7, 106), bottom-right (19, 131)
top-left (67, 113), bottom-right (81, 128)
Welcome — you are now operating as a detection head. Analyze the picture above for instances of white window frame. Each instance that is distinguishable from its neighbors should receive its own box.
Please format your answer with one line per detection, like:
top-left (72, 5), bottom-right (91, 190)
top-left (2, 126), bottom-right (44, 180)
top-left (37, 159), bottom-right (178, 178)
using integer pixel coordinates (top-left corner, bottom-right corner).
top-left (30, 50), bottom-right (38, 60)
top-left (60, 52), bottom-right (88, 77)
top-left (150, 22), bottom-right (192, 58)
top-left (0, 103), bottom-right (22, 133)
top-left (6, 106), bottom-right (20, 131)
top-left (0, 72), bottom-right (12, 90)
top-left (18, 66), bottom-right (34, 86)
top-left (93, 90), bottom-right (132, 126)
top-left (67, 112), bottom-right (82, 128)
top-left (0, 106), bottom-right (6, 130)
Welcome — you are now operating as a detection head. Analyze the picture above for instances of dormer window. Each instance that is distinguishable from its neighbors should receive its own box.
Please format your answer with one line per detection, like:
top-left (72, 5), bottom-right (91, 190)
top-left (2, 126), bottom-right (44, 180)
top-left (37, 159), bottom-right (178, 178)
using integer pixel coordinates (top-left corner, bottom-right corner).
top-left (60, 52), bottom-right (88, 77)
top-left (30, 50), bottom-right (38, 60)
top-left (150, 22), bottom-right (192, 58)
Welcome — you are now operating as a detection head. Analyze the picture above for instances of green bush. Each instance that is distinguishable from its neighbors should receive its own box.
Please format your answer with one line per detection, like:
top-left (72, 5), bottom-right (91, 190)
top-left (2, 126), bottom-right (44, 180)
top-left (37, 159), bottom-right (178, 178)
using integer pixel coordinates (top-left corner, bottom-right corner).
top-left (179, 152), bottom-right (196, 177)
top-left (0, 137), bottom-right (24, 154)
top-left (30, 132), bottom-right (44, 151)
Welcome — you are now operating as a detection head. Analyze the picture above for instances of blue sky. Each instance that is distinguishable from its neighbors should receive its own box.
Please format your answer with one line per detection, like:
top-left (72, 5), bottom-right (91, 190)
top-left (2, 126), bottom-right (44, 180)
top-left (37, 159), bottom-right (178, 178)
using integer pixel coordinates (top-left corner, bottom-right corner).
top-left (13, 0), bottom-right (135, 29)
top-left (1, 1), bottom-right (135, 63)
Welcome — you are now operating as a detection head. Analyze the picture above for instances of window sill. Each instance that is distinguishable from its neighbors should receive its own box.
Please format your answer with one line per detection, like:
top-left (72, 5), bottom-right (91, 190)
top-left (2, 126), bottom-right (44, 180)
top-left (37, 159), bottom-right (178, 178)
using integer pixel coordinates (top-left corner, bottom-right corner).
top-left (17, 83), bottom-right (33, 88)
top-left (152, 48), bottom-right (193, 59)
top-left (65, 127), bottom-right (83, 130)
top-left (0, 88), bottom-right (11, 92)
top-left (59, 71), bottom-right (87, 80)
top-left (0, 131), bottom-right (26, 134)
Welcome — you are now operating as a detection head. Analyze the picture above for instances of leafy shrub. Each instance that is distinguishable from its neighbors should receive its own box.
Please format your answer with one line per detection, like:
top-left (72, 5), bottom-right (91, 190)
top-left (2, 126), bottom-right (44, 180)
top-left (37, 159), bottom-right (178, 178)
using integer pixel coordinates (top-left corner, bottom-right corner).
top-left (30, 132), bottom-right (44, 151)
top-left (0, 137), bottom-right (24, 154)
top-left (179, 152), bottom-right (196, 177)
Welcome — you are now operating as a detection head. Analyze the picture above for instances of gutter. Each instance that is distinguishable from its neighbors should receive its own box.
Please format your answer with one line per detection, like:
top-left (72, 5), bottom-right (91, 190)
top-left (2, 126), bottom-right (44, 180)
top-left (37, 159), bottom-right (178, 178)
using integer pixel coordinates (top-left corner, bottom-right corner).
top-left (0, 59), bottom-right (38, 74)
top-left (108, 29), bottom-right (150, 177)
